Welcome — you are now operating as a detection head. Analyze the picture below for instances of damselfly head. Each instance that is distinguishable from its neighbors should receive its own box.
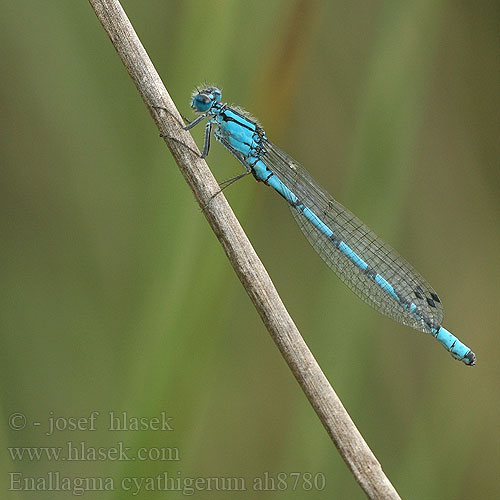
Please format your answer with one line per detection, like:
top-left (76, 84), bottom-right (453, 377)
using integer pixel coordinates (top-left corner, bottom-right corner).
top-left (190, 86), bottom-right (222, 113)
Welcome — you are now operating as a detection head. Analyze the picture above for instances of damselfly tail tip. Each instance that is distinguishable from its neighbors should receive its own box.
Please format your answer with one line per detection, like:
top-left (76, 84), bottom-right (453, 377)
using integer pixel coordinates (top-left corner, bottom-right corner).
top-left (463, 350), bottom-right (476, 367)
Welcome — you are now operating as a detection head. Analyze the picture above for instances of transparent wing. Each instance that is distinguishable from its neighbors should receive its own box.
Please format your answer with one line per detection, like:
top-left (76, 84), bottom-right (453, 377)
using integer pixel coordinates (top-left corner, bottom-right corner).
top-left (262, 142), bottom-right (444, 333)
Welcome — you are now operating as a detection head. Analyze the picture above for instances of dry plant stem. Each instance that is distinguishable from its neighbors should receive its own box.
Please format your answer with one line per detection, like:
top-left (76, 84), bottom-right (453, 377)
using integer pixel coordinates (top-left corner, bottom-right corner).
top-left (88, 1), bottom-right (402, 499)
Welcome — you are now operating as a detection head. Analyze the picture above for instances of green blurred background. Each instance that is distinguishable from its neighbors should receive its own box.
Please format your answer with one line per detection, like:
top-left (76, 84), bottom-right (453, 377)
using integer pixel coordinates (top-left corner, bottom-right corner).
top-left (1, 1), bottom-right (499, 498)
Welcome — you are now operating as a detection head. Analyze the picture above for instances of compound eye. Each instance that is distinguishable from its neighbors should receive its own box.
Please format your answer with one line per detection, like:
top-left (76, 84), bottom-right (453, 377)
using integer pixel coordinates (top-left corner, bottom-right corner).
top-left (191, 93), bottom-right (213, 112)
top-left (212, 88), bottom-right (222, 103)
top-left (198, 94), bottom-right (210, 104)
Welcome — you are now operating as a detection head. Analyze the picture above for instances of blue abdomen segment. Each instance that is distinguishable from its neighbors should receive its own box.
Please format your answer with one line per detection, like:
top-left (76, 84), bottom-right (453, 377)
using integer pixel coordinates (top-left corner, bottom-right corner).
top-left (434, 326), bottom-right (476, 365)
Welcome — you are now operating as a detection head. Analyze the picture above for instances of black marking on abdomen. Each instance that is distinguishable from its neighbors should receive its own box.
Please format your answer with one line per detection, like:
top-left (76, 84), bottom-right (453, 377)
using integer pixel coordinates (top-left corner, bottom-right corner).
top-left (263, 171), bottom-right (274, 183)
top-left (329, 234), bottom-right (340, 247)
top-left (364, 267), bottom-right (377, 281)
